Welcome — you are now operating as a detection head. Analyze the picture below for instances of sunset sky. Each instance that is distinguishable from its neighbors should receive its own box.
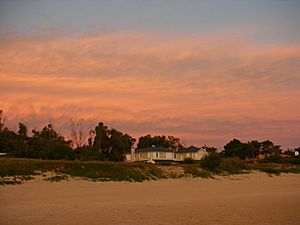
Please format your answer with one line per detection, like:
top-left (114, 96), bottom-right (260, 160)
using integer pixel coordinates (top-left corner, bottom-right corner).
top-left (1, 0), bottom-right (300, 149)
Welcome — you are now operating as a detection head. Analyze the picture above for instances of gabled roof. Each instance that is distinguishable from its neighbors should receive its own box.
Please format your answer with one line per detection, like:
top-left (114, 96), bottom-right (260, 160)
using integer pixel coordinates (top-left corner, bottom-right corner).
top-left (177, 145), bottom-right (202, 153)
top-left (135, 146), bottom-right (173, 153)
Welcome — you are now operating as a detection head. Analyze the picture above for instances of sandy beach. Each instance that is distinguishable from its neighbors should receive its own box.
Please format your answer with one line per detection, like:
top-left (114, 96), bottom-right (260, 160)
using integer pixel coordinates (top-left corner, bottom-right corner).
top-left (0, 173), bottom-right (299, 225)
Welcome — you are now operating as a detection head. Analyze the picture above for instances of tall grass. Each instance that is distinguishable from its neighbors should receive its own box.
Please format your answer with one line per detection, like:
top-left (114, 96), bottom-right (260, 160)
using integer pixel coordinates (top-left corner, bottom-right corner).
top-left (248, 163), bottom-right (300, 175)
top-left (0, 158), bottom-right (165, 183)
top-left (1, 158), bottom-right (300, 185)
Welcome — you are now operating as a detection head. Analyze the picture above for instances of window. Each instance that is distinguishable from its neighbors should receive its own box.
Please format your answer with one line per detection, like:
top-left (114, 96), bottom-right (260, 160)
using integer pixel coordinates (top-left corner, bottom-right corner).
top-left (156, 152), bottom-right (159, 158)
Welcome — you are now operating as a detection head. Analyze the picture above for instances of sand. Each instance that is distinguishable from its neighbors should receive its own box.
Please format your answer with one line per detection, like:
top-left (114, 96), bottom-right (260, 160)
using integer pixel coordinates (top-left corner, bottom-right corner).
top-left (0, 173), bottom-right (299, 225)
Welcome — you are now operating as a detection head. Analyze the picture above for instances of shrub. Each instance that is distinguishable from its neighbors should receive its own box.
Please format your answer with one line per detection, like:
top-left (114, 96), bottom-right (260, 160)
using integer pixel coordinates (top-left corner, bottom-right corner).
top-left (183, 165), bottom-right (213, 178)
top-left (260, 155), bottom-right (300, 165)
top-left (220, 157), bottom-right (247, 174)
top-left (200, 152), bottom-right (222, 172)
top-left (183, 158), bottom-right (194, 164)
top-left (74, 146), bottom-right (107, 161)
top-left (260, 155), bottom-right (283, 163)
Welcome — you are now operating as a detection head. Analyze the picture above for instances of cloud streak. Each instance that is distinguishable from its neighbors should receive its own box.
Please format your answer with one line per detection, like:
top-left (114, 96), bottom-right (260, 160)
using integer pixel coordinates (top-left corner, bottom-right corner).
top-left (1, 31), bottom-right (300, 149)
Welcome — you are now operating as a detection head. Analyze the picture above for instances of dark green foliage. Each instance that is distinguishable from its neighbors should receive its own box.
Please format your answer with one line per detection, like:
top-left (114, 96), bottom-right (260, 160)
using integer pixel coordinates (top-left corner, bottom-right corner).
top-left (260, 155), bottom-right (300, 164)
top-left (27, 124), bottom-right (73, 160)
top-left (223, 139), bottom-right (246, 158)
top-left (108, 128), bottom-right (135, 155)
top-left (288, 157), bottom-right (300, 165)
top-left (260, 140), bottom-right (281, 154)
top-left (0, 128), bottom-right (29, 154)
top-left (202, 146), bottom-right (218, 153)
top-left (200, 152), bottom-right (222, 171)
top-left (248, 163), bottom-right (300, 175)
top-left (92, 122), bottom-right (110, 151)
top-left (18, 123), bottom-right (28, 138)
top-left (0, 120), bottom-right (135, 161)
top-left (183, 158), bottom-right (194, 164)
top-left (260, 155), bottom-right (283, 163)
top-left (0, 124), bottom-right (73, 160)
top-left (220, 157), bottom-right (247, 174)
top-left (74, 146), bottom-right (107, 161)
top-left (223, 139), bottom-right (282, 159)
top-left (137, 134), bottom-right (183, 150)
top-left (89, 122), bottom-right (135, 160)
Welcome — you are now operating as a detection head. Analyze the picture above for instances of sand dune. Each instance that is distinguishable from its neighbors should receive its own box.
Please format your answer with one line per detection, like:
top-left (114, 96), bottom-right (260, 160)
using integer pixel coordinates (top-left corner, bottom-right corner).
top-left (0, 173), bottom-right (299, 225)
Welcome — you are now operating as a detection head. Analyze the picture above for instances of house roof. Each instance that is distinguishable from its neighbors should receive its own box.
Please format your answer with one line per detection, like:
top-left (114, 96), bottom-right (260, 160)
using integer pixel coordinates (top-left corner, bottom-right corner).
top-left (177, 145), bottom-right (202, 153)
top-left (135, 146), bottom-right (173, 153)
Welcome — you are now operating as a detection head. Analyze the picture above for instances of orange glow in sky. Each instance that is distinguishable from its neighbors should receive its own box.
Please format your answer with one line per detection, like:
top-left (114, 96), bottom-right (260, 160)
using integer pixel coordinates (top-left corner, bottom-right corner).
top-left (1, 31), bottom-right (299, 149)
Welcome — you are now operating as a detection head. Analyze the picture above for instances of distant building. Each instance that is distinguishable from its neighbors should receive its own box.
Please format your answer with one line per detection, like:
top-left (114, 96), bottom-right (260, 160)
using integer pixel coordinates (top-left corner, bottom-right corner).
top-left (175, 145), bottom-right (207, 161)
top-left (124, 145), bottom-right (207, 163)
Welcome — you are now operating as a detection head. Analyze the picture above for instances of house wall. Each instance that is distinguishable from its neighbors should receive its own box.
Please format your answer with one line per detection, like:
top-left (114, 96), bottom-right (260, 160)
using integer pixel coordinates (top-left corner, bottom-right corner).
top-left (125, 150), bottom-right (207, 162)
top-left (165, 152), bottom-right (174, 160)
top-left (174, 150), bottom-right (207, 161)
top-left (194, 151), bottom-right (208, 160)
top-left (125, 154), bottom-right (132, 161)
top-left (151, 151), bottom-right (169, 160)
top-left (134, 152), bottom-right (149, 161)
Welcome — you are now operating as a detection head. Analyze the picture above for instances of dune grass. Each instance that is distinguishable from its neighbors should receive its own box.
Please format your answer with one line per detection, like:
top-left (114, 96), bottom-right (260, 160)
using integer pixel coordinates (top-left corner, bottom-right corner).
top-left (0, 158), bottom-right (166, 184)
top-left (248, 163), bottom-right (300, 175)
top-left (1, 158), bottom-right (300, 185)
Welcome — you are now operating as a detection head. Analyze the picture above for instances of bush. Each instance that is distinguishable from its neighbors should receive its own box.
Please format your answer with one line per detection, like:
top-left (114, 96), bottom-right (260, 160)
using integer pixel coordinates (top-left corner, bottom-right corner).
top-left (220, 157), bottom-right (247, 174)
top-left (74, 146), bottom-right (107, 161)
top-left (183, 165), bottom-right (213, 178)
top-left (260, 155), bottom-right (283, 163)
top-left (183, 158), bottom-right (194, 164)
top-left (260, 155), bottom-right (300, 165)
top-left (289, 157), bottom-right (300, 165)
top-left (200, 152), bottom-right (222, 172)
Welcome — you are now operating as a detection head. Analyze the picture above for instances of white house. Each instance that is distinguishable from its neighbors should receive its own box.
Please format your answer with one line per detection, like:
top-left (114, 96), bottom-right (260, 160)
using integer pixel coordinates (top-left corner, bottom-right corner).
top-left (125, 145), bottom-right (207, 163)
top-left (174, 146), bottom-right (207, 161)
top-left (125, 146), bottom-right (174, 163)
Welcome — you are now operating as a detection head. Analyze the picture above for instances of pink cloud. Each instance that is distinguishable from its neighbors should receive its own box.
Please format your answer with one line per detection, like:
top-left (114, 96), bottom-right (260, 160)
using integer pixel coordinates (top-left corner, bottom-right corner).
top-left (1, 31), bottom-right (300, 149)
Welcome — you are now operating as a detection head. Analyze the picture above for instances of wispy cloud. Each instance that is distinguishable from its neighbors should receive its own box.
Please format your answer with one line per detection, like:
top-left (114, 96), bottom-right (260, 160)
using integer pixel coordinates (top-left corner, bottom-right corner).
top-left (1, 31), bottom-right (300, 149)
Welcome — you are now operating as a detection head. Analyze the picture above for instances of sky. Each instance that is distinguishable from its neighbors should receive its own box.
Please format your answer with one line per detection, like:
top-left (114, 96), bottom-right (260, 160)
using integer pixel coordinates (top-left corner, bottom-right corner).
top-left (1, 0), bottom-right (300, 149)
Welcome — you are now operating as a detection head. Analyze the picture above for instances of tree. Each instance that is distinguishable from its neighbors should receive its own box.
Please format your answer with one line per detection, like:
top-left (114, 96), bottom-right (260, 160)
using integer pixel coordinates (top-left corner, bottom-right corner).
top-left (200, 152), bottom-right (222, 171)
top-left (70, 119), bottom-right (86, 148)
top-left (93, 122), bottom-right (110, 153)
top-left (260, 140), bottom-right (281, 155)
top-left (223, 139), bottom-right (282, 159)
top-left (246, 140), bottom-right (260, 158)
top-left (223, 139), bottom-right (244, 158)
top-left (87, 122), bottom-right (136, 160)
top-left (0, 127), bottom-right (28, 154)
top-left (0, 110), bottom-right (5, 132)
top-left (137, 134), bottom-right (183, 150)
top-left (109, 129), bottom-right (135, 154)
top-left (18, 123), bottom-right (28, 139)
top-left (202, 145), bottom-right (218, 153)
top-left (29, 124), bottom-right (73, 160)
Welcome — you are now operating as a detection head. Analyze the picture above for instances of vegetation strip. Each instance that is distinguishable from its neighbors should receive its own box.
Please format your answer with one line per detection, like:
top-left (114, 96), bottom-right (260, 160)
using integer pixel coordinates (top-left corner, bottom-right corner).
top-left (1, 158), bottom-right (300, 185)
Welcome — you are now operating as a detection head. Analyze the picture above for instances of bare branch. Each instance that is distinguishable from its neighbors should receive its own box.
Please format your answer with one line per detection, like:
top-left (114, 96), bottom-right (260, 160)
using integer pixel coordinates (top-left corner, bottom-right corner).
top-left (0, 110), bottom-right (6, 132)
top-left (70, 119), bottom-right (87, 148)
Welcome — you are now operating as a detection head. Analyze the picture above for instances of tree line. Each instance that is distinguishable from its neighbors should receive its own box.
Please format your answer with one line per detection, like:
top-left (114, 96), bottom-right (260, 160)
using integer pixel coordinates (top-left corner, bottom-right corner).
top-left (0, 110), bottom-right (184, 160)
top-left (0, 110), bottom-right (299, 161)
